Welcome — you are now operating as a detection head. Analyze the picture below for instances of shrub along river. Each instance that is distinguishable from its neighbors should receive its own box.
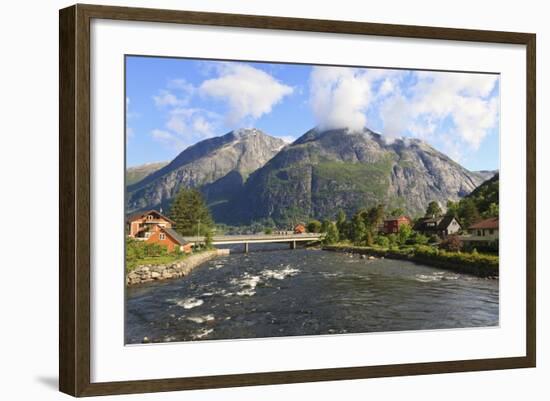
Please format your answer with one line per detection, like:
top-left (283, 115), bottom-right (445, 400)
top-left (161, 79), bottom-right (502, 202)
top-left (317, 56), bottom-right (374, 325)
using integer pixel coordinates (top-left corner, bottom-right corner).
top-left (125, 245), bottom-right (499, 344)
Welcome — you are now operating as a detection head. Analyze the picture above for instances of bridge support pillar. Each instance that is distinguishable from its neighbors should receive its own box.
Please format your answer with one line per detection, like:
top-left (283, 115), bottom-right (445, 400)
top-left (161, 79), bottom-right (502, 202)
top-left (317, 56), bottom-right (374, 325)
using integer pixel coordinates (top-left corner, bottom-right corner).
top-left (244, 242), bottom-right (249, 253)
top-left (290, 240), bottom-right (296, 250)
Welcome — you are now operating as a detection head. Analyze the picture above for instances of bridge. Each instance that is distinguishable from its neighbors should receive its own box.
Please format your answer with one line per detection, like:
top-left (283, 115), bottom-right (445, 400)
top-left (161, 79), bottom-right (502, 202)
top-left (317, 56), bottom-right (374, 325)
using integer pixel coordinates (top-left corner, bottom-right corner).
top-left (182, 233), bottom-right (325, 253)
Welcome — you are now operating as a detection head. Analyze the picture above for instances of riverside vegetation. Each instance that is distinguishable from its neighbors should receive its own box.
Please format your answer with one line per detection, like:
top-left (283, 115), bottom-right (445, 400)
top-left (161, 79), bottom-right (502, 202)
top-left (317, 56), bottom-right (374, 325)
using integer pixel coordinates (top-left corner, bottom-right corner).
top-left (126, 165), bottom-right (498, 280)
top-left (316, 190), bottom-right (499, 277)
top-left (126, 188), bottom-right (217, 277)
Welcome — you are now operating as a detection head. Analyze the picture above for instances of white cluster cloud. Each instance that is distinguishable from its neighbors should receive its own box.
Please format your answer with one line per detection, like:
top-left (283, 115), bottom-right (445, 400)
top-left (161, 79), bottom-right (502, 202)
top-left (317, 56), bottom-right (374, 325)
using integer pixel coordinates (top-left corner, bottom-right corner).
top-left (379, 72), bottom-right (499, 150)
top-left (166, 108), bottom-right (218, 138)
top-left (153, 90), bottom-right (183, 107)
top-left (199, 63), bottom-right (294, 125)
top-left (146, 62), bottom-right (498, 161)
top-left (308, 66), bottom-right (499, 158)
top-left (150, 64), bottom-right (294, 151)
top-left (309, 67), bottom-right (372, 132)
top-left (309, 67), bottom-right (405, 132)
top-left (151, 129), bottom-right (179, 147)
top-left (152, 108), bottom-right (221, 152)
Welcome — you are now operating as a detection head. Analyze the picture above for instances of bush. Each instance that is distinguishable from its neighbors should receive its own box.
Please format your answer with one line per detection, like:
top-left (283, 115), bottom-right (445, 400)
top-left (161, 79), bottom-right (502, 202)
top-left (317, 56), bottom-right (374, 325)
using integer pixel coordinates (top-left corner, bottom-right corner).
top-left (307, 220), bottom-right (322, 233)
top-left (413, 244), bottom-right (498, 276)
top-left (439, 235), bottom-right (463, 252)
top-left (126, 237), bottom-right (169, 268)
top-left (374, 235), bottom-right (390, 248)
top-left (414, 244), bottom-right (438, 256)
top-left (408, 231), bottom-right (429, 245)
top-left (264, 227), bottom-right (273, 234)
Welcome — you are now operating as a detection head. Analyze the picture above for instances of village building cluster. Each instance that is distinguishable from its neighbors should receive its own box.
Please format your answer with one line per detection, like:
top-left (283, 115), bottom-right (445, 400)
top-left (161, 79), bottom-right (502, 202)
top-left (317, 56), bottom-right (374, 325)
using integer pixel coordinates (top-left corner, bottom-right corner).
top-left (127, 209), bottom-right (499, 254)
top-left (379, 213), bottom-right (499, 248)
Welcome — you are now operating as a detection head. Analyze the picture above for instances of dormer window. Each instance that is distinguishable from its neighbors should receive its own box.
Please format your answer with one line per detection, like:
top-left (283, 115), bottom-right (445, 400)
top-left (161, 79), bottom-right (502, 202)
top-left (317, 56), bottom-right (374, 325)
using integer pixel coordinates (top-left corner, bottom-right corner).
top-left (146, 215), bottom-right (153, 220)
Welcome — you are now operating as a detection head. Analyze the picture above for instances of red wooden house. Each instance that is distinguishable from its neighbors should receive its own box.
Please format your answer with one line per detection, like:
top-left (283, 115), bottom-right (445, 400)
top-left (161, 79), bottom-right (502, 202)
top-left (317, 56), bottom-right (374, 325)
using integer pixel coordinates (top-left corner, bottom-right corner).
top-left (126, 210), bottom-right (192, 253)
top-left (381, 215), bottom-right (411, 234)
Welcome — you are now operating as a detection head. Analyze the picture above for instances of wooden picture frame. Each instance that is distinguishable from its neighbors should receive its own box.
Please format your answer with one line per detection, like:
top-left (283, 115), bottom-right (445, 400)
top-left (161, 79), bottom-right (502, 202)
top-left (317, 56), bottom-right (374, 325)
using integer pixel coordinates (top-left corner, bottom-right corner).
top-left (59, 3), bottom-right (536, 397)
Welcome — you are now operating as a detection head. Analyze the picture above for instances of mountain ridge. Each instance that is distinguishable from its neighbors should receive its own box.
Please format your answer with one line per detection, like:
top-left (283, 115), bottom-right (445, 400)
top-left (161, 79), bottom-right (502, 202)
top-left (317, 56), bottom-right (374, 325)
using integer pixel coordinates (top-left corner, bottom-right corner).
top-left (126, 128), bottom-right (286, 213)
top-left (127, 126), bottom-right (491, 225)
top-left (214, 127), bottom-right (486, 225)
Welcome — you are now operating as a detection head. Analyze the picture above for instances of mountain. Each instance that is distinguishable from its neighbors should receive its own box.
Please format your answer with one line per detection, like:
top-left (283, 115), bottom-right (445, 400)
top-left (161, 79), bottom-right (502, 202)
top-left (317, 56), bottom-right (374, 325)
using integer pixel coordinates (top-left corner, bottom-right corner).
top-left (472, 170), bottom-right (498, 182)
top-left (126, 161), bottom-right (168, 186)
top-left (219, 128), bottom-right (486, 225)
top-left (126, 128), bottom-right (286, 212)
top-left (465, 172), bottom-right (499, 214)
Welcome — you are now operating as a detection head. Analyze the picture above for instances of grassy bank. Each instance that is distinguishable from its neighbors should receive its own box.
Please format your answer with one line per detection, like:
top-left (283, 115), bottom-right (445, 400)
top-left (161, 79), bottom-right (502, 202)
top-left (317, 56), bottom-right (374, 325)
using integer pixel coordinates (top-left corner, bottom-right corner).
top-left (323, 243), bottom-right (499, 278)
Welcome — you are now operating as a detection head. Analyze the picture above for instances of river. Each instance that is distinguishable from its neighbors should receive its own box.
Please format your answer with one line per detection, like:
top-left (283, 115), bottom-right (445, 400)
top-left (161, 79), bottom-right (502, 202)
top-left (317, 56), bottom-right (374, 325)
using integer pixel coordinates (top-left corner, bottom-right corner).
top-left (125, 246), bottom-right (499, 344)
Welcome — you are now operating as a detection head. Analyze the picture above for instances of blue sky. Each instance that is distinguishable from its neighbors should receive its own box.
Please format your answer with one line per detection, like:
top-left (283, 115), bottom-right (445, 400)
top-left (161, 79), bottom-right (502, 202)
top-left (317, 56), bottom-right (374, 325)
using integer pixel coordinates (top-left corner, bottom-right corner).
top-left (126, 56), bottom-right (500, 171)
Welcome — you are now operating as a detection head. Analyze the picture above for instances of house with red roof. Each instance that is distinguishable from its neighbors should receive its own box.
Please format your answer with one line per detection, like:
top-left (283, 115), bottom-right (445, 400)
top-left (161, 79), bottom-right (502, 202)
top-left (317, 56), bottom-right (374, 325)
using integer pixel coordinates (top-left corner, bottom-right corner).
top-left (467, 217), bottom-right (499, 239)
top-left (126, 210), bottom-right (192, 253)
top-left (461, 217), bottom-right (499, 251)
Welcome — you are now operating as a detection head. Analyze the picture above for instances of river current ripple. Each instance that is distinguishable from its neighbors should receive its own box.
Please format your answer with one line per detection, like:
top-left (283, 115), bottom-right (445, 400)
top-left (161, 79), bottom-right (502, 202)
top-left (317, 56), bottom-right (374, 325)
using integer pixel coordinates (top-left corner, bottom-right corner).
top-left (125, 247), bottom-right (499, 344)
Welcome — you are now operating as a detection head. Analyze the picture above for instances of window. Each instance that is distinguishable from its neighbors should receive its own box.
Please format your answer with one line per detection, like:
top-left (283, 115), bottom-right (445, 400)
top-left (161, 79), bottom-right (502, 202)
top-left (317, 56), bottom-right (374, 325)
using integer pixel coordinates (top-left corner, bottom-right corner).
top-left (146, 215), bottom-right (153, 220)
top-left (489, 229), bottom-right (494, 235)
top-left (144, 232), bottom-right (151, 238)
top-left (159, 233), bottom-right (166, 240)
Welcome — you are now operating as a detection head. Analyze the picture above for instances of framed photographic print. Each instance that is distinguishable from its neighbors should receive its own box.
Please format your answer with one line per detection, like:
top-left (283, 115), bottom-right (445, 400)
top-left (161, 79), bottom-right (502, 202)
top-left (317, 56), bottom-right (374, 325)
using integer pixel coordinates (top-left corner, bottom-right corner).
top-left (59, 4), bottom-right (536, 397)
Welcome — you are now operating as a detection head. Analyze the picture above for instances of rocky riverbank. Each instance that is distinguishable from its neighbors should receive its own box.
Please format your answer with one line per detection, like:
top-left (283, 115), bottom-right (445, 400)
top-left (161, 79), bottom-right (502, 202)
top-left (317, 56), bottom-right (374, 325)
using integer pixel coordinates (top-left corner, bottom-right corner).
top-left (126, 249), bottom-right (230, 286)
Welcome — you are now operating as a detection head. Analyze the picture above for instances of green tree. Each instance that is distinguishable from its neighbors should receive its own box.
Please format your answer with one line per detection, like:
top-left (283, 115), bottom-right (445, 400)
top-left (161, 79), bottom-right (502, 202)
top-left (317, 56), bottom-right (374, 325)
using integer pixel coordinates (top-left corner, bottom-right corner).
top-left (484, 202), bottom-right (499, 218)
top-left (389, 207), bottom-right (405, 217)
top-left (336, 210), bottom-right (348, 240)
top-left (365, 231), bottom-right (374, 246)
top-left (169, 188), bottom-right (213, 236)
top-left (351, 213), bottom-right (368, 245)
top-left (425, 201), bottom-right (443, 218)
top-left (204, 228), bottom-right (213, 249)
top-left (323, 222), bottom-right (340, 244)
top-left (458, 198), bottom-right (481, 228)
top-left (366, 204), bottom-right (385, 231)
top-left (398, 224), bottom-right (412, 245)
top-left (307, 220), bottom-right (322, 233)
top-left (320, 219), bottom-right (331, 233)
top-left (264, 227), bottom-right (273, 234)
top-left (445, 200), bottom-right (459, 217)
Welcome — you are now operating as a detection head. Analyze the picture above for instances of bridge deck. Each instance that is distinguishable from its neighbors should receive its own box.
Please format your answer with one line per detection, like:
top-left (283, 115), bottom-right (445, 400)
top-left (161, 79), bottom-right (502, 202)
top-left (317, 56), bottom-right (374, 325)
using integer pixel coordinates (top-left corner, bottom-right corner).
top-left (182, 233), bottom-right (324, 245)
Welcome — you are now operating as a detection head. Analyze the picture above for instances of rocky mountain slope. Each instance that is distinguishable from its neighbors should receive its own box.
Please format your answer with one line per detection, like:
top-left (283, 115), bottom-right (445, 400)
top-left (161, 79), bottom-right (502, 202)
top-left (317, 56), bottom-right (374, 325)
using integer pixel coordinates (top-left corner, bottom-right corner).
top-left (126, 129), bottom-right (286, 212)
top-left (472, 170), bottom-right (498, 182)
top-left (219, 128), bottom-right (486, 225)
top-left (126, 161), bottom-right (168, 186)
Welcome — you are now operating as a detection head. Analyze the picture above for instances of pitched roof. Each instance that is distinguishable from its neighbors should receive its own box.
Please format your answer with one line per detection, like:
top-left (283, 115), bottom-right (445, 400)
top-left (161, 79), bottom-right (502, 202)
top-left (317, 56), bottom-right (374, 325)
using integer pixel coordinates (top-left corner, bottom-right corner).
top-left (126, 209), bottom-right (175, 224)
top-left (413, 217), bottom-right (438, 230)
top-left (161, 227), bottom-right (190, 245)
top-left (437, 215), bottom-right (460, 230)
top-left (468, 217), bottom-right (499, 230)
top-left (413, 215), bottom-right (460, 231)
